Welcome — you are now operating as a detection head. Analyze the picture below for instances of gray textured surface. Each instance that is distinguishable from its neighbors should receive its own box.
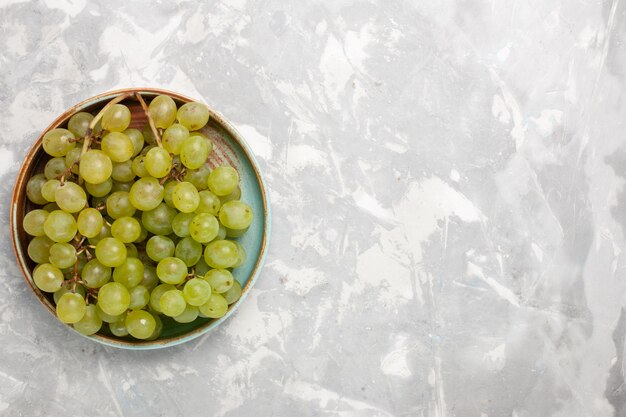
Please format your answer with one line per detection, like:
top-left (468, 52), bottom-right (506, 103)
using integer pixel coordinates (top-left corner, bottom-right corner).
top-left (1, 0), bottom-right (626, 416)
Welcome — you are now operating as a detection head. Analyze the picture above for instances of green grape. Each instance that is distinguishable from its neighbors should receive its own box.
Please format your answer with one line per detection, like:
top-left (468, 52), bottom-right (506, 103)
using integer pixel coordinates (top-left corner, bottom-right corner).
top-left (111, 257), bottom-right (144, 288)
top-left (215, 223), bottom-right (227, 241)
top-left (183, 164), bottom-right (211, 191)
top-left (85, 178), bottom-right (112, 197)
top-left (219, 185), bottom-right (241, 204)
top-left (111, 181), bottom-right (132, 193)
top-left (106, 191), bottom-right (136, 219)
top-left (198, 293), bottom-right (228, 318)
top-left (129, 177), bottom-right (164, 211)
top-left (195, 257), bottom-right (211, 276)
top-left (41, 179), bottom-right (60, 202)
top-left (96, 304), bottom-right (124, 323)
top-left (33, 263), bottom-right (64, 292)
top-left (109, 320), bottom-right (129, 337)
top-left (172, 212), bottom-right (194, 237)
top-left (219, 201), bottom-right (253, 230)
top-left (175, 237), bottom-right (202, 267)
top-left (141, 265), bottom-right (159, 292)
top-left (163, 180), bottom-right (177, 207)
top-left (225, 226), bottom-right (248, 238)
top-left (189, 213), bottom-right (218, 243)
top-left (156, 257), bottom-right (188, 285)
top-left (128, 285), bottom-right (149, 309)
top-left (135, 224), bottom-right (148, 243)
top-left (95, 237), bottom-right (127, 267)
top-left (180, 136), bottom-right (209, 169)
top-left (207, 166), bottom-right (239, 196)
top-left (111, 217), bottom-right (141, 243)
top-left (204, 269), bottom-right (234, 294)
top-left (102, 132), bottom-right (134, 162)
top-left (77, 208), bottom-right (103, 238)
top-left (125, 310), bottom-right (156, 339)
top-left (101, 103), bottom-right (131, 132)
top-left (44, 157), bottom-right (67, 179)
top-left (53, 285), bottom-right (86, 304)
top-left (64, 148), bottom-right (81, 174)
top-left (162, 124), bottom-right (189, 155)
top-left (146, 315), bottom-right (162, 340)
top-left (82, 259), bottom-right (111, 288)
top-left (177, 102), bottom-right (210, 131)
top-left (26, 173), bottom-right (48, 205)
top-left (43, 202), bottom-right (60, 212)
top-left (159, 289), bottom-right (186, 317)
top-left (148, 95), bottom-right (177, 128)
top-left (189, 131), bottom-right (213, 154)
top-left (203, 240), bottom-right (238, 269)
top-left (146, 235), bottom-right (175, 262)
top-left (43, 128), bottom-right (76, 157)
top-left (27, 236), bottom-right (53, 263)
top-left (172, 182), bottom-right (200, 213)
top-left (73, 304), bottom-right (102, 335)
top-left (149, 283), bottom-right (175, 312)
top-left (124, 128), bottom-right (144, 157)
top-left (131, 155), bottom-right (149, 178)
top-left (54, 182), bottom-right (87, 213)
top-left (67, 112), bottom-right (94, 137)
top-left (79, 150), bottom-right (112, 184)
top-left (142, 124), bottom-right (156, 145)
top-left (49, 242), bottom-right (77, 269)
top-left (111, 160), bottom-right (135, 182)
top-left (223, 280), bottom-right (242, 304)
top-left (174, 304), bottom-right (199, 323)
top-left (56, 292), bottom-right (86, 323)
top-left (232, 241), bottom-right (246, 268)
top-left (23, 209), bottom-right (48, 236)
top-left (183, 278), bottom-right (211, 306)
top-left (144, 147), bottom-right (172, 178)
top-left (125, 243), bottom-right (139, 258)
top-left (98, 282), bottom-right (130, 316)
top-left (141, 203), bottom-right (176, 235)
top-left (195, 190), bottom-right (221, 215)
top-left (43, 210), bottom-right (77, 243)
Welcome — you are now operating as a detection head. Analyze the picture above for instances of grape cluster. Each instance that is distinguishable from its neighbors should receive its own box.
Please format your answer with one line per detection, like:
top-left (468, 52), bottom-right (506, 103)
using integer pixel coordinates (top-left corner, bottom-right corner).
top-left (23, 94), bottom-right (253, 341)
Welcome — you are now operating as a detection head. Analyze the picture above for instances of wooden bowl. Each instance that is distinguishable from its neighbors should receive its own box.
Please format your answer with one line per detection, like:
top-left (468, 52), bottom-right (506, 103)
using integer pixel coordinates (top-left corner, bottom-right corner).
top-left (10, 88), bottom-right (271, 349)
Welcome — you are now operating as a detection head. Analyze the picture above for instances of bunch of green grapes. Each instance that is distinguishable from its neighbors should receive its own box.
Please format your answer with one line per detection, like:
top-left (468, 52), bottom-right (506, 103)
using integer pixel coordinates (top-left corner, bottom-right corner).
top-left (23, 94), bottom-right (252, 341)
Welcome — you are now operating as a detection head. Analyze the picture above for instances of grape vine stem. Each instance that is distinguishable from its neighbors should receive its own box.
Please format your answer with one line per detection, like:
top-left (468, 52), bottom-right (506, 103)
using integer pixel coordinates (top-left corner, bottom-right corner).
top-left (134, 93), bottom-right (163, 148)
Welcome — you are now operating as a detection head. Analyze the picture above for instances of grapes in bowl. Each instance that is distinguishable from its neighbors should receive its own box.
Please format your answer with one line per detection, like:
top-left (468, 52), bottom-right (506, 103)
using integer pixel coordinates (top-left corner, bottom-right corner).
top-left (10, 88), bottom-right (270, 349)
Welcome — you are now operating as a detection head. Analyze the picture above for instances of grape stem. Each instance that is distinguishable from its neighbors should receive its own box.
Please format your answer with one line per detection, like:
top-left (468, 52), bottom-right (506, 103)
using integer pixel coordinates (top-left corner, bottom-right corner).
top-left (134, 93), bottom-right (163, 148)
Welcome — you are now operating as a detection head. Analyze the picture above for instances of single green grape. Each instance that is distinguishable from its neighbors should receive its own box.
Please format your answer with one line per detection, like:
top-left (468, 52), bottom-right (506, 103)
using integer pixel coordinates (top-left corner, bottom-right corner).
top-left (54, 181), bottom-right (87, 213)
top-left (27, 236), bottom-right (54, 263)
top-left (223, 280), bottom-right (242, 305)
top-left (219, 186), bottom-right (241, 204)
top-left (131, 155), bottom-right (149, 178)
top-left (43, 210), bottom-right (77, 243)
top-left (124, 128), bottom-right (145, 157)
top-left (144, 147), bottom-right (172, 178)
top-left (79, 150), bottom-right (112, 184)
top-left (64, 148), bottom-right (81, 174)
top-left (225, 226), bottom-right (248, 238)
top-left (189, 131), bottom-right (213, 154)
top-left (102, 132), bottom-right (134, 162)
top-left (56, 292), bottom-right (86, 323)
top-left (112, 257), bottom-right (144, 288)
top-left (195, 257), bottom-right (211, 276)
top-left (73, 304), bottom-right (102, 335)
top-left (129, 177), bottom-right (164, 211)
top-left (43, 128), bottom-right (76, 157)
top-left (67, 112), bottom-right (94, 137)
top-left (198, 293), bottom-right (228, 318)
top-left (162, 124), bottom-right (189, 155)
top-left (87, 223), bottom-right (111, 247)
top-left (232, 241), bottom-right (247, 268)
top-left (177, 102), bottom-right (210, 131)
top-left (174, 304), bottom-right (199, 323)
top-left (207, 166), bottom-right (239, 196)
top-left (95, 304), bottom-right (124, 323)
top-left (203, 240), bottom-right (238, 269)
top-left (163, 180), bottom-right (177, 208)
top-left (146, 235), bottom-right (175, 262)
top-left (33, 263), bottom-right (64, 292)
top-left (195, 190), bottom-right (221, 215)
top-left (141, 265), bottom-right (160, 292)
top-left (26, 173), bottom-right (48, 205)
top-left (172, 181), bottom-right (200, 213)
top-left (183, 163), bottom-right (211, 190)
top-left (219, 200), bottom-right (253, 230)
top-left (81, 259), bottom-right (111, 288)
top-left (146, 315), bottom-right (163, 340)
top-left (172, 212), bottom-right (195, 237)
top-left (41, 179), bottom-right (60, 202)
top-left (149, 95), bottom-right (177, 129)
top-left (125, 242), bottom-right (139, 258)
top-left (23, 209), bottom-right (49, 236)
top-left (111, 216), bottom-right (141, 243)
top-left (159, 289), bottom-right (186, 317)
top-left (149, 283), bottom-right (176, 312)
top-left (180, 136), bottom-right (209, 169)
top-left (216, 223), bottom-right (227, 241)
top-left (49, 242), bottom-right (77, 269)
top-left (183, 278), bottom-right (211, 306)
top-left (125, 310), bottom-right (156, 339)
top-left (189, 213), bottom-right (218, 243)
top-left (106, 191), bottom-right (136, 219)
top-left (175, 237), bottom-right (202, 267)
top-left (109, 320), bottom-right (129, 337)
top-left (111, 160), bottom-right (135, 182)
top-left (53, 285), bottom-right (86, 304)
top-left (111, 181), bottom-right (133, 193)
top-left (77, 208), bottom-right (104, 238)
top-left (156, 257), bottom-right (188, 285)
top-left (95, 237), bottom-right (127, 267)
top-left (101, 103), bottom-right (131, 132)
top-left (141, 202), bottom-right (176, 235)
top-left (135, 224), bottom-right (148, 243)
top-left (142, 124), bottom-right (156, 145)
top-left (128, 285), bottom-right (150, 309)
top-left (85, 178), bottom-right (112, 197)
top-left (97, 282), bottom-right (130, 316)
top-left (44, 157), bottom-right (67, 179)
top-left (42, 202), bottom-right (60, 212)
top-left (204, 269), bottom-right (234, 294)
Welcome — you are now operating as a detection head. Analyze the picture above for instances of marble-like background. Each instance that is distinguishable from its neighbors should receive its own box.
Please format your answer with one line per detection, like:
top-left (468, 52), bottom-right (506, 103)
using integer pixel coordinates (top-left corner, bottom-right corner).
top-left (1, 0), bottom-right (626, 416)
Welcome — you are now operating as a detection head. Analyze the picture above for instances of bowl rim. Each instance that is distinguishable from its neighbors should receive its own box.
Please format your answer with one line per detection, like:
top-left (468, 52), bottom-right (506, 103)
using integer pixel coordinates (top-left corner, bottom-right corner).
top-left (10, 87), bottom-right (272, 350)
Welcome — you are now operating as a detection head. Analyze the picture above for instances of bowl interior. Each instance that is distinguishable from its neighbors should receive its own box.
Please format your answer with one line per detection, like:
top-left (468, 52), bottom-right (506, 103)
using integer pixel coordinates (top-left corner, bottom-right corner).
top-left (11, 89), bottom-right (270, 349)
